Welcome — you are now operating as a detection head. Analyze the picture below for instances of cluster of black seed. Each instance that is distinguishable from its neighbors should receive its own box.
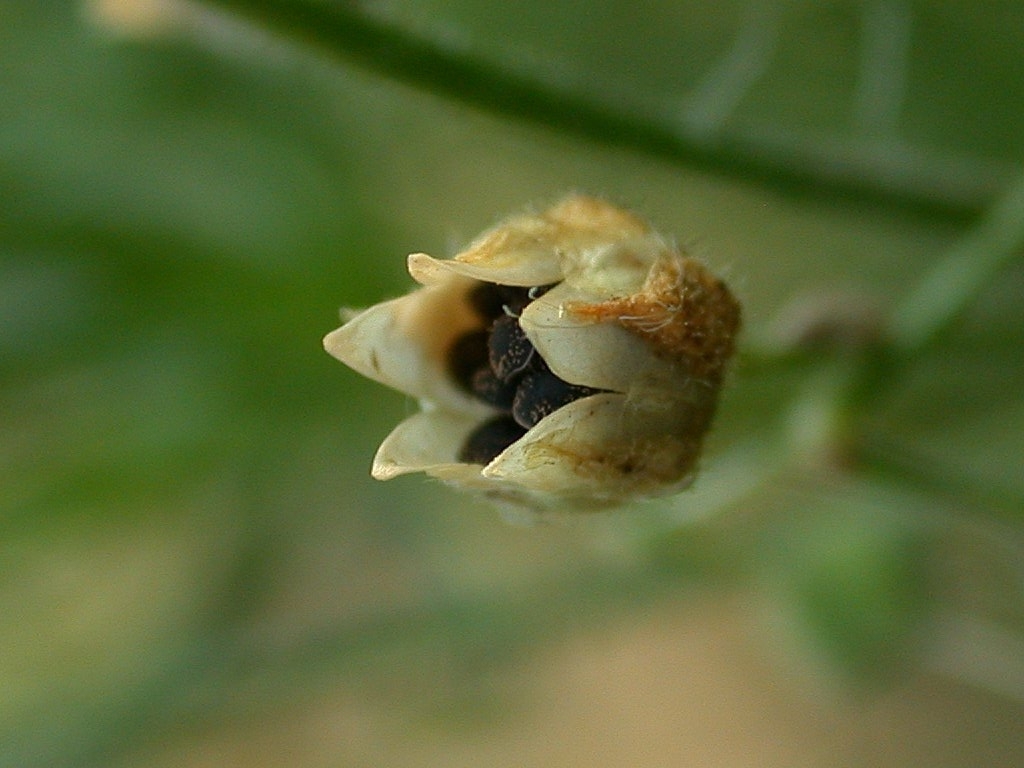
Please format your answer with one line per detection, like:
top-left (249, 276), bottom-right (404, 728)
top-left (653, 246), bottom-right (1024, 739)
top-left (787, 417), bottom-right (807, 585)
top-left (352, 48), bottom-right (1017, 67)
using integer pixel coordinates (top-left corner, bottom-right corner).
top-left (448, 282), bottom-right (604, 465)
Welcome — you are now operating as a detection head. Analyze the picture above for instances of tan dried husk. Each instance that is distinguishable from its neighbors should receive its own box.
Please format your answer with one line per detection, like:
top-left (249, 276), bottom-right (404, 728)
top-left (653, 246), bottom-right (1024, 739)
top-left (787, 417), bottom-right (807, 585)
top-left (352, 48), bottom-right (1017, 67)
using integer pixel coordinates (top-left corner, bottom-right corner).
top-left (324, 196), bottom-right (740, 511)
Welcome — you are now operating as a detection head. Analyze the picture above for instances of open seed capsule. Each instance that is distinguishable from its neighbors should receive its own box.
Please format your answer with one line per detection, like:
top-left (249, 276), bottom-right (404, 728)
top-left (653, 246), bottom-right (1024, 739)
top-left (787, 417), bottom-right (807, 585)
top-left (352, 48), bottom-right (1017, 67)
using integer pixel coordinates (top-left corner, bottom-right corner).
top-left (324, 195), bottom-right (741, 511)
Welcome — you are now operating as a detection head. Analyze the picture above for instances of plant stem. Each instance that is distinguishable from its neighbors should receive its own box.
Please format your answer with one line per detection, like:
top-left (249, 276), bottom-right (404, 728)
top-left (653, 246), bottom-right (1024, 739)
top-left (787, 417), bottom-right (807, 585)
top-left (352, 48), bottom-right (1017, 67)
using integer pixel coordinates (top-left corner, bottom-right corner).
top-left (199, 0), bottom-right (1006, 220)
top-left (857, 434), bottom-right (1024, 526)
top-left (888, 172), bottom-right (1024, 353)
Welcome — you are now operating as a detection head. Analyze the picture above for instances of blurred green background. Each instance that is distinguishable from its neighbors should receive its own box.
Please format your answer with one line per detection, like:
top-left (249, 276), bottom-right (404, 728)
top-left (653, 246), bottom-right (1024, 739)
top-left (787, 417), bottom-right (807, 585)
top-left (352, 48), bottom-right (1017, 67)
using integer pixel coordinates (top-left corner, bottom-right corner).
top-left (2, 1), bottom-right (1023, 765)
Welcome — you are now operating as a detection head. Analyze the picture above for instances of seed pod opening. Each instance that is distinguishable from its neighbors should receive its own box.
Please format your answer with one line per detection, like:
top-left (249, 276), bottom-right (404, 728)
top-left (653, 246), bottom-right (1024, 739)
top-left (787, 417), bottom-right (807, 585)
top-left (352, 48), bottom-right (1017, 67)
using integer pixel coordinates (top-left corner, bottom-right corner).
top-left (323, 196), bottom-right (741, 511)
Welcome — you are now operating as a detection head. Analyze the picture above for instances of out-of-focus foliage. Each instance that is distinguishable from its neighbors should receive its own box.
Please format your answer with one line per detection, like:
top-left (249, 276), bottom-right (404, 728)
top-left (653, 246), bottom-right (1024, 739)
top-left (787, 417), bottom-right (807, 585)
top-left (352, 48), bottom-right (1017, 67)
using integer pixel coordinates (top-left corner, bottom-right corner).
top-left (2, 1), bottom-right (1022, 766)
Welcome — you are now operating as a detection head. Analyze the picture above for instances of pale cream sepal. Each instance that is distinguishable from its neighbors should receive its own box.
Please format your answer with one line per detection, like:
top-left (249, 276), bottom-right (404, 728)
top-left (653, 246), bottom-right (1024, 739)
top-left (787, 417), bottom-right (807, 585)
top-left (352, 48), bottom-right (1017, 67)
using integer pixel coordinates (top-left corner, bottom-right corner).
top-left (323, 286), bottom-right (492, 417)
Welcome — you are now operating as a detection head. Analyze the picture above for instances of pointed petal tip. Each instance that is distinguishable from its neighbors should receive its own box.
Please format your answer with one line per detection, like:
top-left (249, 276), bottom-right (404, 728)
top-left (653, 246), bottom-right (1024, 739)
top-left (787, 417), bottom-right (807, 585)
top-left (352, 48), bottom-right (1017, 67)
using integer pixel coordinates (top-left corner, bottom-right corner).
top-left (370, 456), bottom-right (410, 480)
top-left (322, 320), bottom-right (353, 362)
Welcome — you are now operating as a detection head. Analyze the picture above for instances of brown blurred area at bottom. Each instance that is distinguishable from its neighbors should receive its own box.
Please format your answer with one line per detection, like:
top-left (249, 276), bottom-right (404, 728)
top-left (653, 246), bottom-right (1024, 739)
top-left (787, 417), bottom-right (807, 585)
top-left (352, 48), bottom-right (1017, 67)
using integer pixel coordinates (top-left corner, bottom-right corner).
top-left (128, 594), bottom-right (1020, 768)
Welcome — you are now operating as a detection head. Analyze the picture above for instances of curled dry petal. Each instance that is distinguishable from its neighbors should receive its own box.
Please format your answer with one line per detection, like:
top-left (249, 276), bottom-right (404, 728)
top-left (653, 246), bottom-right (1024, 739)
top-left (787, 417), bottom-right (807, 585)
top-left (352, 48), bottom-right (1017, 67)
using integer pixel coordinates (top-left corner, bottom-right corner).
top-left (324, 196), bottom-right (741, 512)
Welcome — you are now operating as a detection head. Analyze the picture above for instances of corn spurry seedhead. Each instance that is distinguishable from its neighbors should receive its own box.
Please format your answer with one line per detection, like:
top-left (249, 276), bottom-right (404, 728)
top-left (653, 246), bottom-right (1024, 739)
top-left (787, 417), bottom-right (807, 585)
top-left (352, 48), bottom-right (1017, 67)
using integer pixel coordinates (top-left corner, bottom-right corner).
top-left (324, 196), bottom-right (740, 511)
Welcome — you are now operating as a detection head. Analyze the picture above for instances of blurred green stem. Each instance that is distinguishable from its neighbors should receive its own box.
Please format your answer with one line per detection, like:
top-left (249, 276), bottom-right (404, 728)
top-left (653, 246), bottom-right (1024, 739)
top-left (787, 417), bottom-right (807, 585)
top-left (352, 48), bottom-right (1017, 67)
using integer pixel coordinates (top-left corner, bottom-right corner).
top-left (857, 434), bottom-right (1024, 526)
top-left (888, 172), bottom-right (1024, 353)
top-left (200, 0), bottom-right (1004, 219)
top-left (776, 173), bottom-right (1024, 489)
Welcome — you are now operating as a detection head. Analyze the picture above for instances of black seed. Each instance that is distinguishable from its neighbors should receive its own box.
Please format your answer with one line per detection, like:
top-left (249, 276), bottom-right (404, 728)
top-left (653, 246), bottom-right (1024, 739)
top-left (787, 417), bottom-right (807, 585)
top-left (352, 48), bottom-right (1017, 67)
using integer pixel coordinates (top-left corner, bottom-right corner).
top-left (470, 366), bottom-right (518, 409)
top-left (512, 371), bottom-right (603, 429)
top-left (489, 315), bottom-right (536, 380)
top-left (525, 348), bottom-right (550, 374)
top-left (446, 330), bottom-right (489, 392)
top-left (458, 416), bottom-right (527, 464)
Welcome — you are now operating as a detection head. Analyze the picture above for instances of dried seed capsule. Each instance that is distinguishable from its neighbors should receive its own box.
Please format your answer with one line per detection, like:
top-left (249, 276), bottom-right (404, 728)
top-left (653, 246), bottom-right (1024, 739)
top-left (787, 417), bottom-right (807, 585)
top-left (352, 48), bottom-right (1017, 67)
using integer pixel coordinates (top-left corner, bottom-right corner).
top-left (324, 195), bottom-right (741, 511)
top-left (458, 415), bottom-right (527, 464)
top-left (489, 315), bottom-right (536, 381)
top-left (512, 370), bottom-right (602, 429)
